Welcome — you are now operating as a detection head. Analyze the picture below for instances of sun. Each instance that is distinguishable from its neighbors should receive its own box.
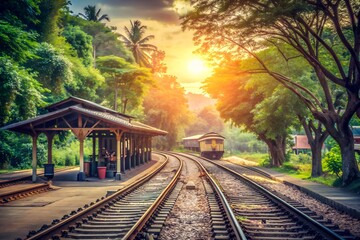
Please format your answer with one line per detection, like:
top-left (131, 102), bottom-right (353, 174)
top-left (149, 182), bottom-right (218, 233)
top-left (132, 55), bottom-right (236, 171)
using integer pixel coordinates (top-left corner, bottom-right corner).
top-left (187, 58), bottom-right (208, 75)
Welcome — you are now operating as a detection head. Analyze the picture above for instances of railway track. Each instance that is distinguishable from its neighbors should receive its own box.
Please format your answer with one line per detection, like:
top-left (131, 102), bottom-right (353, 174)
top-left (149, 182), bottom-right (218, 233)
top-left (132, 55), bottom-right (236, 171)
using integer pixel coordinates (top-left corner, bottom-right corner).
top-left (25, 153), bottom-right (181, 240)
top-left (175, 152), bottom-right (356, 240)
top-left (144, 152), bottom-right (245, 240)
top-left (0, 168), bottom-right (75, 203)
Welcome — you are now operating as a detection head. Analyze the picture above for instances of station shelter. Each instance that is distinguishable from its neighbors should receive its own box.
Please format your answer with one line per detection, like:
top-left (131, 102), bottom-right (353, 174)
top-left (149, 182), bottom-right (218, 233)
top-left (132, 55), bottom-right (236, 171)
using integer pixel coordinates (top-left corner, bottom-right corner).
top-left (1, 96), bottom-right (167, 182)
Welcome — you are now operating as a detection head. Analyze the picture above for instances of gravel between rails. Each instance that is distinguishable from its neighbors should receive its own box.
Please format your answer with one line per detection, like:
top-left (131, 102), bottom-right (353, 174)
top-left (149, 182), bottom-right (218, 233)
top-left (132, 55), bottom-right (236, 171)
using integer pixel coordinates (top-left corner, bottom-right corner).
top-left (159, 156), bottom-right (212, 240)
top-left (217, 160), bottom-right (360, 238)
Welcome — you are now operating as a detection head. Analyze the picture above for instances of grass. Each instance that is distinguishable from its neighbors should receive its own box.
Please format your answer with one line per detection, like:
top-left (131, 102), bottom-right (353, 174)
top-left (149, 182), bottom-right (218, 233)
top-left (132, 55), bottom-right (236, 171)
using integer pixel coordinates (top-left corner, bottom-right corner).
top-left (226, 152), bottom-right (268, 164)
top-left (233, 152), bottom-right (345, 188)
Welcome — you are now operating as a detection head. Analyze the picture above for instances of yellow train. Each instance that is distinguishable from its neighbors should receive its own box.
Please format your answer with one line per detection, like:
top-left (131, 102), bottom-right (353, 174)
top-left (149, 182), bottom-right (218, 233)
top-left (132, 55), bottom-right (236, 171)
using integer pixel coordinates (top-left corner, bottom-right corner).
top-left (183, 132), bottom-right (225, 160)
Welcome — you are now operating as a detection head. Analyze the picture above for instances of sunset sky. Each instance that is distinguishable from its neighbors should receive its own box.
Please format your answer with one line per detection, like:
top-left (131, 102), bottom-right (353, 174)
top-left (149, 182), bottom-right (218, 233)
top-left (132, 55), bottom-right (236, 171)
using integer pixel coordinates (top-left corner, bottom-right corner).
top-left (70, 0), bottom-right (212, 94)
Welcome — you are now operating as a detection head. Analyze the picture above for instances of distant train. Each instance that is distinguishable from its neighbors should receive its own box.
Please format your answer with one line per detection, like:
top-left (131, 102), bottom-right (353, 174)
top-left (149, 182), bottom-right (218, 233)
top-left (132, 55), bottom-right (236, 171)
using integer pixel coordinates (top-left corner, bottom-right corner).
top-left (183, 132), bottom-right (225, 160)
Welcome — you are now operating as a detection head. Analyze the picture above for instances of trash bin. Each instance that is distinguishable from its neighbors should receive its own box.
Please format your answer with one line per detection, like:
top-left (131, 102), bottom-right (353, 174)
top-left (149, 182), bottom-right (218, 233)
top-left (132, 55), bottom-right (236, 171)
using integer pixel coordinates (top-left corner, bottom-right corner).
top-left (97, 166), bottom-right (106, 179)
top-left (44, 164), bottom-right (54, 179)
top-left (84, 162), bottom-right (90, 176)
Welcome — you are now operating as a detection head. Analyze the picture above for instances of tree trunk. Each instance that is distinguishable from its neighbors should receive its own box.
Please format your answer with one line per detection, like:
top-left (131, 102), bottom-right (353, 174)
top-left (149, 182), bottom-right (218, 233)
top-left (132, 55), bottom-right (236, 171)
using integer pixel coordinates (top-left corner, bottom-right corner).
top-left (310, 142), bottom-right (323, 177)
top-left (336, 131), bottom-right (359, 186)
top-left (114, 87), bottom-right (118, 111)
top-left (299, 116), bottom-right (328, 178)
top-left (264, 136), bottom-right (286, 167)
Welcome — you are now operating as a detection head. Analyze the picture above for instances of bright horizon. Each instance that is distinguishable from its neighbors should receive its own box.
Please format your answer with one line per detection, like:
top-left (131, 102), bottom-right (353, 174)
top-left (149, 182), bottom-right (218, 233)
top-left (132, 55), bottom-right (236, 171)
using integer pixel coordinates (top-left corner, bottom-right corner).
top-left (70, 0), bottom-right (213, 95)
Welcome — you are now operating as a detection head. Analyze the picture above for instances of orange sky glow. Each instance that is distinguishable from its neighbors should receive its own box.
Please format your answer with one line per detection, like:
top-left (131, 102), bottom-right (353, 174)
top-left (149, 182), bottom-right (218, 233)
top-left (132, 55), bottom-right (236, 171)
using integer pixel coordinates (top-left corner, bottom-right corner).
top-left (70, 0), bottom-right (213, 94)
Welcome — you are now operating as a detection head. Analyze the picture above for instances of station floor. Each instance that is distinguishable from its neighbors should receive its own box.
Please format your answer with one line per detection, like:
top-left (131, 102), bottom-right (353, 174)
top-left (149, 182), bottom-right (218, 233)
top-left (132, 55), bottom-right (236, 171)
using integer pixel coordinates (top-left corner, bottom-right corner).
top-left (249, 166), bottom-right (360, 219)
top-left (0, 157), bottom-right (164, 240)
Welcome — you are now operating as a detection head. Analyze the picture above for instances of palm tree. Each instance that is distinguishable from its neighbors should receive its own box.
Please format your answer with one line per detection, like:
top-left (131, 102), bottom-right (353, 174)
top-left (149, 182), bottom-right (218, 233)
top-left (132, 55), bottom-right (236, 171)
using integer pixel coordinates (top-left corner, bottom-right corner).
top-left (78, 5), bottom-right (110, 22)
top-left (119, 20), bottom-right (157, 68)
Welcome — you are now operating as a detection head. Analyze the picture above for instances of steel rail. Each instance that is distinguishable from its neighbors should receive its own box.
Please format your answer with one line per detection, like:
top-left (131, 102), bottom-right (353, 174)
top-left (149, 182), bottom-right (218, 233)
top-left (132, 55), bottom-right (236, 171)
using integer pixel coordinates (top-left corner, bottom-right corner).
top-left (167, 151), bottom-right (247, 240)
top-left (122, 153), bottom-right (183, 239)
top-left (185, 153), bottom-right (345, 240)
top-left (0, 182), bottom-right (51, 203)
top-left (0, 167), bottom-right (76, 188)
top-left (27, 154), bottom-right (169, 240)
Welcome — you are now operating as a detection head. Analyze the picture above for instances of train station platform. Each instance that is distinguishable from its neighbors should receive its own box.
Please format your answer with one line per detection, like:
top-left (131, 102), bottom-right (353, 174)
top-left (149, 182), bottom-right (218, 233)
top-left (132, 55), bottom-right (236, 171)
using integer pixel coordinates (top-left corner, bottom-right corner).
top-left (247, 166), bottom-right (360, 220)
top-left (0, 155), bottom-right (165, 240)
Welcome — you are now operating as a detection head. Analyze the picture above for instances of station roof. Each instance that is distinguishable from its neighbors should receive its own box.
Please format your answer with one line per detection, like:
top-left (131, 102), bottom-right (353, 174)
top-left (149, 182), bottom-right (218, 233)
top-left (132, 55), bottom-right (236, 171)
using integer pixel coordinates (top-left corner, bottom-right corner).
top-left (1, 96), bottom-right (167, 136)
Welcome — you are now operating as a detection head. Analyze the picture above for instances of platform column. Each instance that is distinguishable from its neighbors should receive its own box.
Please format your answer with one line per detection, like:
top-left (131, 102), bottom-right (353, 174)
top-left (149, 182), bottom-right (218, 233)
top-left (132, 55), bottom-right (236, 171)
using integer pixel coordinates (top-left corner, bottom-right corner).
top-left (148, 137), bottom-right (152, 161)
top-left (121, 134), bottom-right (125, 173)
top-left (45, 132), bottom-right (55, 164)
top-left (112, 130), bottom-right (123, 180)
top-left (131, 135), bottom-right (136, 168)
top-left (31, 133), bottom-right (38, 182)
top-left (141, 137), bottom-right (145, 164)
top-left (145, 136), bottom-right (149, 163)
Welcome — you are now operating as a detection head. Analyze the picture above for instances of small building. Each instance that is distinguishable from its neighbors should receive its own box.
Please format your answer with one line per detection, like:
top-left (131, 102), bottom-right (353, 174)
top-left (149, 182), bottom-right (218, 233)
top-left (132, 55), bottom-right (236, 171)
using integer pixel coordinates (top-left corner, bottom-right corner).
top-left (352, 126), bottom-right (360, 153)
top-left (1, 96), bottom-right (167, 182)
top-left (292, 135), bottom-right (311, 154)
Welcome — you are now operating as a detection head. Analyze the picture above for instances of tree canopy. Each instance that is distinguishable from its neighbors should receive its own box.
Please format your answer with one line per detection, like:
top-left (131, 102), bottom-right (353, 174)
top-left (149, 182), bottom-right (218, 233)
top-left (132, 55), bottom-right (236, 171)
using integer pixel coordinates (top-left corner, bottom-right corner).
top-left (183, 0), bottom-right (360, 185)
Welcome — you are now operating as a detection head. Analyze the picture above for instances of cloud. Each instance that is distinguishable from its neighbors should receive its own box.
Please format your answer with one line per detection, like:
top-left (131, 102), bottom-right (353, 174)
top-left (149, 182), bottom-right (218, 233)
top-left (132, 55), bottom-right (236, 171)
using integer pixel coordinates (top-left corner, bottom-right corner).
top-left (71, 0), bottom-right (179, 24)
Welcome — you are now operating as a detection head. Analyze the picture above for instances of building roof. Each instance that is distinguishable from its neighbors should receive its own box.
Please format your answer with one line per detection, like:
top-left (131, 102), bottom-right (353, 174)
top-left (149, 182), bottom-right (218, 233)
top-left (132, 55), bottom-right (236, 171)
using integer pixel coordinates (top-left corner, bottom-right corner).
top-left (352, 126), bottom-right (360, 137)
top-left (1, 96), bottom-right (167, 136)
top-left (292, 135), bottom-right (311, 150)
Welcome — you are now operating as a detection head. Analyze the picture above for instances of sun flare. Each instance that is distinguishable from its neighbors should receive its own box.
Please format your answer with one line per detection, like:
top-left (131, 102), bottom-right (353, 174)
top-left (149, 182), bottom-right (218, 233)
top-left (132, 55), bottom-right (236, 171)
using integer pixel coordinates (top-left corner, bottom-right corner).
top-left (187, 58), bottom-right (208, 75)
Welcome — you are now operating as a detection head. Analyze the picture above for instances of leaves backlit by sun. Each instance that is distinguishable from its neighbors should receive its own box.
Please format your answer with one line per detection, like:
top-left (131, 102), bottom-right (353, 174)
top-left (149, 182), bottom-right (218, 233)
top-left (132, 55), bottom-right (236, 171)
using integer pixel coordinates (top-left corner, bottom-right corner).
top-left (187, 58), bottom-right (210, 76)
top-left (173, 0), bottom-right (193, 16)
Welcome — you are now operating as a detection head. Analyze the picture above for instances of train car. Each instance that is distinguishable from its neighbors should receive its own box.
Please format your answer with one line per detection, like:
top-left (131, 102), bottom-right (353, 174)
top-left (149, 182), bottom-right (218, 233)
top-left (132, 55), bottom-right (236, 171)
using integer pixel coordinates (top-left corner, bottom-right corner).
top-left (199, 132), bottom-right (225, 160)
top-left (183, 132), bottom-right (225, 160)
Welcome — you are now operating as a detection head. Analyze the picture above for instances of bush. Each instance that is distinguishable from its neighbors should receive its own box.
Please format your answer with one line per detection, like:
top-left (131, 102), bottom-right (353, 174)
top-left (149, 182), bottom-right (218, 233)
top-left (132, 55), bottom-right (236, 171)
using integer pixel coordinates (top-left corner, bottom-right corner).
top-left (259, 157), bottom-right (271, 167)
top-left (298, 153), bottom-right (311, 164)
top-left (323, 146), bottom-right (342, 178)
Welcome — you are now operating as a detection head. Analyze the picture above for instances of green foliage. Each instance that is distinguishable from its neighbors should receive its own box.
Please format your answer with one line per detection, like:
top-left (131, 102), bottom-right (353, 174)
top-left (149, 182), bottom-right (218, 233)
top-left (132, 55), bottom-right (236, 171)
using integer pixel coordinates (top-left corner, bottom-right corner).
top-left (0, 20), bottom-right (38, 62)
top-left (97, 55), bottom-right (152, 113)
top-left (0, 57), bottom-right (45, 125)
top-left (52, 137), bottom-right (92, 166)
top-left (119, 20), bottom-right (157, 68)
top-left (26, 42), bottom-right (73, 95)
top-left (144, 75), bottom-right (190, 150)
top-left (62, 25), bottom-right (93, 66)
top-left (77, 5), bottom-right (110, 22)
top-left (323, 146), bottom-right (342, 178)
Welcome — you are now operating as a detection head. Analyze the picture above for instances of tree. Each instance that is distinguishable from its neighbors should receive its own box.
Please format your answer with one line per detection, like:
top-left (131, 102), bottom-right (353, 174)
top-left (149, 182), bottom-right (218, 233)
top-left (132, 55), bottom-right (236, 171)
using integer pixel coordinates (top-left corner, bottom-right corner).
top-left (78, 5), bottom-right (110, 22)
top-left (97, 55), bottom-right (152, 113)
top-left (143, 75), bottom-right (190, 150)
top-left (183, 0), bottom-right (360, 185)
top-left (119, 20), bottom-right (157, 68)
top-left (62, 25), bottom-right (93, 66)
top-left (25, 42), bottom-right (73, 96)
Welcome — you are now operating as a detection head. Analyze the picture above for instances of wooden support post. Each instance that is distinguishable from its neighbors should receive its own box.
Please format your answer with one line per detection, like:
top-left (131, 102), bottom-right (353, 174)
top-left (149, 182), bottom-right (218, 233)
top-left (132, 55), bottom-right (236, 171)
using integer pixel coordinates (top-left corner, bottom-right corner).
top-left (111, 129), bottom-right (123, 180)
top-left (149, 137), bottom-right (152, 161)
top-left (71, 128), bottom-right (92, 181)
top-left (140, 137), bottom-right (144, 164)
top-left (130, 134), bottom-right (135, 168)
top-left (45, 132), bottom-right (55, 164)
top-left (31, 134), bottom-right (38, 182)
top-left (121, 134), bottom-right (125, 173)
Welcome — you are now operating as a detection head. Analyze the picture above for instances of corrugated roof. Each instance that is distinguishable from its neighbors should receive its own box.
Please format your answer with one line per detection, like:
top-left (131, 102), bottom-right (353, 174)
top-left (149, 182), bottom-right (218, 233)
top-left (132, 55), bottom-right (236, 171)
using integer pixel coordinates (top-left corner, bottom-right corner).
top-left (1, 98), bottom-right (167, 136)
top-left (292, 135), bottom-right (311, 150)
top-left (46, 96), bottom-right (134, 119)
